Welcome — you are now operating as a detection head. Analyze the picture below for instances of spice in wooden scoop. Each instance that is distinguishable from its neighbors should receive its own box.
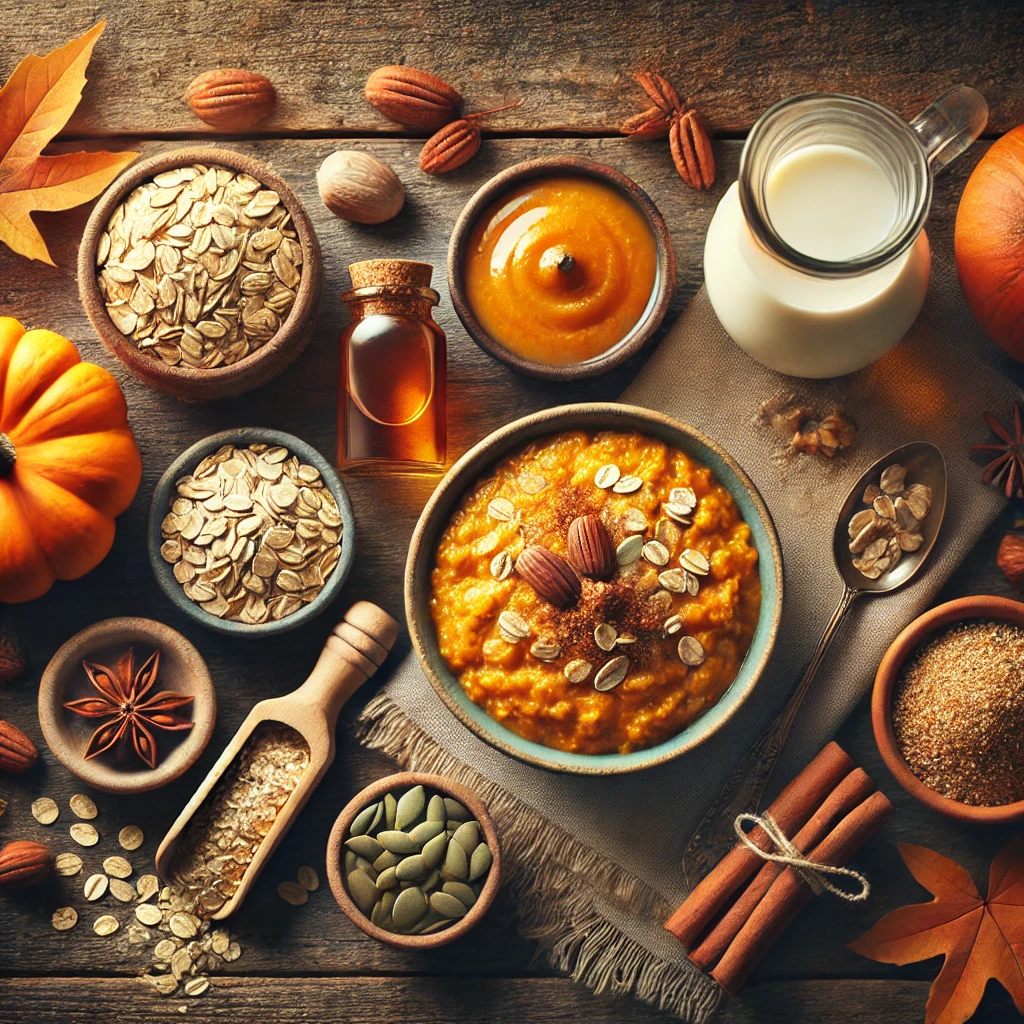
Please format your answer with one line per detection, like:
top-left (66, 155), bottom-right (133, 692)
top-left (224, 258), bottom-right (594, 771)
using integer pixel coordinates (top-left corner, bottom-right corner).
top-left (892, 619), bottom-right (1024, 806)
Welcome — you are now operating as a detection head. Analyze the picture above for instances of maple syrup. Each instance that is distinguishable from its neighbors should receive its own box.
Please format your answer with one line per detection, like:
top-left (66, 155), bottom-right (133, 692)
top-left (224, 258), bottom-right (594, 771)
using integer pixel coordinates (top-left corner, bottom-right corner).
top-left (337, 260), bottom-right (446, 474)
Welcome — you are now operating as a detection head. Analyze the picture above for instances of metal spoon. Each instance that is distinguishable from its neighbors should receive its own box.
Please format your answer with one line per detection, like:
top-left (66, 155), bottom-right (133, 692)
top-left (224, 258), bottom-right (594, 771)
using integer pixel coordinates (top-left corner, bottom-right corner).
top-left (682, 441), bottom-right (946, 885)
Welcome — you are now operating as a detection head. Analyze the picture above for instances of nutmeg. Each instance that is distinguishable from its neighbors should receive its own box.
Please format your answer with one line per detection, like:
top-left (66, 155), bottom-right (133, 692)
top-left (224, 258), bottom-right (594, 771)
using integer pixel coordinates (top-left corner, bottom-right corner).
top-left (566, 515), bottom-right (615, 580)
top-left (183, 69), bottom-right (277, 131)
top-left (316, 151), bottom-right (405, 224)
top-left (997, 533), bottom-right (1024, 591)
top-left (515, 546), bottom-right (581, 609)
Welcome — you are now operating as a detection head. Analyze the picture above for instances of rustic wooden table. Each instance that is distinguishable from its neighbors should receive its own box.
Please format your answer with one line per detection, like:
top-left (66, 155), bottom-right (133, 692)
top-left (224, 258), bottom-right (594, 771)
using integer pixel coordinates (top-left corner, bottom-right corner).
top-left (2, 2), bottom-right (1024, 1021)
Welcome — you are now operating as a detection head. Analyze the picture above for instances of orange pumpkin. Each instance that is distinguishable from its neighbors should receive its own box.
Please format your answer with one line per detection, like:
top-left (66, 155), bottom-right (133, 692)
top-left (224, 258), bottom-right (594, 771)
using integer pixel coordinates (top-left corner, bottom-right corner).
top-left (955, 125), bottom-right (1024, 361)
top-left (0, 317), bottom-right (142, 603)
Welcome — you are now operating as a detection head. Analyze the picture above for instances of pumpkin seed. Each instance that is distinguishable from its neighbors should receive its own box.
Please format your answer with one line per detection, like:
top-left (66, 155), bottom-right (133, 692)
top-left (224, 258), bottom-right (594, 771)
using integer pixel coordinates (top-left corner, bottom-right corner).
top-left (31, 797), bottom-right (59, 825)
top-left (70, 794), bottom-right (98, 820)
top-left (346, 867), bottom-right (379, 915)
top-left (443, 839), bottom-right (469, 880)
top-left (469, 843), bottom-right (493, 882)
top-left (612, 475), bottom-right (643, 494)
top-left (680, 548), bottom-right (710, 575)
top-left (490, 551), bottom-right (513, 580)
top-left (427, 794), bottom-right (446, 822)
top-left (349, 801), bottom-right (381, 836)
top-left (376, 866), bottom-right (399, 891)
top-left (594, 464), bottom-right (620, 488)
top-left (345, 834), bottom-right (384, 860)
top-left (616, 534), bottom-right (643, 566)
top-left (564, 659), bottom-right (593, 683)
top-left (678, 636), bottom-right (706, 666)
top-left (278, 881), bottom-right (308, 906)
top-left (395, 854), bottom-right (428, 883)
top-left (443, 881), bottom-right (477, 908)
top-left (355, 856), bottom-right (379, 882)
top-left (396, 785), bottom-right (426, 829)
top-left (421, 831), bottom-right (449, 870)
top-left (370, 897), bottom-right (389, 928)
top-left (384, 792), bottom-right (398, 829)
top-left (392, 886), bottom-right (427, 932)
top-left (444, 798), bottom-right (470, 822)
top-left (52, 906), bottom-right (78, 931)
top-left (594, 623), bottom-right (617, 651)
top-left (594, 655), bottom-right (629, 691)
top-left (430, 891), bottom-right (468, 919)
top-left (453, 821), bottom-right (480, 853)
top-left (377, 830), bottom-right (420, 855)
top-left (373, 849), bottom-right (403, 872)
top-left (93, 915), bottom-right (120, 937)
top-left (409, 819), bottom-right (445, 845)
top-left (487, 497), bottom-right (515, 522)
top-left (642, 540), bottom-right (670, 566)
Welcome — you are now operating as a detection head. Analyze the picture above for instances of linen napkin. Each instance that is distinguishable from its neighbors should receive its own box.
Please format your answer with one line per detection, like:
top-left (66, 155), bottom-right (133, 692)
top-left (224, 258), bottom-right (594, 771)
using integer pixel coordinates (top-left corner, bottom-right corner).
top-left (356, 253), bottom-right (1020, 1022)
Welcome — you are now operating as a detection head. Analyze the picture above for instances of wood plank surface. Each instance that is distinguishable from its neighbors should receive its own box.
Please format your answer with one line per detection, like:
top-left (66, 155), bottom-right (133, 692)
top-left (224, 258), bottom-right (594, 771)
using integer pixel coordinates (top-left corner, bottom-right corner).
top-left (2, 2), bottom-right (1024, 1021)
top-left (1, 1), bottom-right (1023, 137)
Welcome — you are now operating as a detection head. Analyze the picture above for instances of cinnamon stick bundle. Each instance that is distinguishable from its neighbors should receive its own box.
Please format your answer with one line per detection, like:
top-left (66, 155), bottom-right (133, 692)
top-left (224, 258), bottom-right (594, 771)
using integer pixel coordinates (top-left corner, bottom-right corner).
top-left (664, 741), bottom-right (854, 949)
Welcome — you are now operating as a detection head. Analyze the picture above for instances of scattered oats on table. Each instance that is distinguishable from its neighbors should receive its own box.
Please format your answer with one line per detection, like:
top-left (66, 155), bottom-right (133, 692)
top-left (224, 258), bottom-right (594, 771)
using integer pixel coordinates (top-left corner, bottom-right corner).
top-left (159, 443), bottom-right (342, 625)
top-left (96, 163), bottom-right (302, 369)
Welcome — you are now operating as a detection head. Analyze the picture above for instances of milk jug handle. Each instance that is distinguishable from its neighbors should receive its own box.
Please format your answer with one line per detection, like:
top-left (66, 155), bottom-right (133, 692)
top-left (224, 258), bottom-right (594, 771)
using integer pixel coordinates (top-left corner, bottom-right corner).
top-left (910, 86), bottom-right (988, 173)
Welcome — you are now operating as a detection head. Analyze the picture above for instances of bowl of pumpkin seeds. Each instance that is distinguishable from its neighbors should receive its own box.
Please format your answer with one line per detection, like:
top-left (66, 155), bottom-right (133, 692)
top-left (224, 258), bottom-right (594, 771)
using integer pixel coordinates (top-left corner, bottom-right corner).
top-left (326, 772), bottom-right (500, 947)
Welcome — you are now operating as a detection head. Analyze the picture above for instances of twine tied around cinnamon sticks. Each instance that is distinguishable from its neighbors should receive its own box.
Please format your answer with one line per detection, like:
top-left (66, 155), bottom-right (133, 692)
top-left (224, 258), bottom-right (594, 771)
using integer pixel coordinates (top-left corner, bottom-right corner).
top-left (733, 810), bottom-right (871, 902)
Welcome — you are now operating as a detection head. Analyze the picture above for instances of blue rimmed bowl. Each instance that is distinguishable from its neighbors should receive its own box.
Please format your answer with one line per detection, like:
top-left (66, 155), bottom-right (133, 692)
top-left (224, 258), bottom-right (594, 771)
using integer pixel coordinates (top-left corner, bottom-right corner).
top-left (148, 428), bottom-right (355, 636)
top-left (405, 403), bottom-right (783, 775)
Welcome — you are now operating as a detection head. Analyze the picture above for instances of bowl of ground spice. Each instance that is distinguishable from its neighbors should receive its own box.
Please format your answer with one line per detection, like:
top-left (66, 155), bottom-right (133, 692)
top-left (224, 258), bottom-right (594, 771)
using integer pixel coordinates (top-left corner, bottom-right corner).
top-left (873, 596), bottom-right (1024, 823)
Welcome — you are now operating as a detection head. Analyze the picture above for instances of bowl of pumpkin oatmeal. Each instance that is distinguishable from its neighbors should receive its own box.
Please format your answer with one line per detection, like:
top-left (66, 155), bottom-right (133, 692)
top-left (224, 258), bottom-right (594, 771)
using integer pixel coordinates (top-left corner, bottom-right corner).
top-left (406, 403), bottom-right (782, 774)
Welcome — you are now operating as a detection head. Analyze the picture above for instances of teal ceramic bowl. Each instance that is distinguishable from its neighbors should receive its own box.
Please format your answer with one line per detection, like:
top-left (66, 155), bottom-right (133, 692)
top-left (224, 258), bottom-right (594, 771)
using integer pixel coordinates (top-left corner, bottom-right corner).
top-left (405, 403), bottom-right (783, 774)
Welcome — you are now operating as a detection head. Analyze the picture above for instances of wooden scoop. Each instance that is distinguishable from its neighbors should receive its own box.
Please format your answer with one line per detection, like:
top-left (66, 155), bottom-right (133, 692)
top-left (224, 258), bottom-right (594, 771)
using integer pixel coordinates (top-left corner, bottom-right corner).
top-left (154, 600), bottom-right (399, 919)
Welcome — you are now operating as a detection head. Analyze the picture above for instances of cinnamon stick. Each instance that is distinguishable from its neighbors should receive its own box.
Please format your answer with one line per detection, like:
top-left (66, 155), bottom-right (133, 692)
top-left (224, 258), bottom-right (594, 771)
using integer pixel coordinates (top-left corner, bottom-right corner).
top-left (688, 766), bottom-right (875, 972)
top-left (710, 789), bottom-right (894, 995)
top-left (665, 741), bottom-right (854, 949)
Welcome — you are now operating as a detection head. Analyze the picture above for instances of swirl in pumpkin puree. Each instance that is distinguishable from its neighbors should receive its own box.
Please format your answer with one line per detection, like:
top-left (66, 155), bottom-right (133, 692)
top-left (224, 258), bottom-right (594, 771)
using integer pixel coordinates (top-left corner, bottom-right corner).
top-left (463, 177), bottom-right (658, 365)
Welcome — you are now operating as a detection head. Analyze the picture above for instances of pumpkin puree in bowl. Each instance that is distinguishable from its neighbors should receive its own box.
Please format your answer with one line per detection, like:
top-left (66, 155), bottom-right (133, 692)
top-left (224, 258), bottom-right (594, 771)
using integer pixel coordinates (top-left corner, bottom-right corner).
top-left (429, 430), bottom-right (761, 755)
top-left (462, 177), bottom-right (658, 366)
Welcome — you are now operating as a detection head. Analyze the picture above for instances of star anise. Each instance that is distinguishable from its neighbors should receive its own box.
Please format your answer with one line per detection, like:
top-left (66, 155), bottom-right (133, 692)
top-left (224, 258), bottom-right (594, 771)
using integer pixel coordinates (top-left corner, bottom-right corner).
top-left (64, 648), bottom-right (193, 769)
top-left (971, 403), bottom-right (1024, 499)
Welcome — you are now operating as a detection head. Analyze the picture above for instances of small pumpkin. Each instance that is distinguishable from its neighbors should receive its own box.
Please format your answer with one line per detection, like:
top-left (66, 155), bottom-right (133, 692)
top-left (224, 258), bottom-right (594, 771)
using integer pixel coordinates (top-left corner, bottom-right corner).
top-left (955, 125), bottom-right (1024, 361)
top-left (0, 317), bottom-right (142, 603)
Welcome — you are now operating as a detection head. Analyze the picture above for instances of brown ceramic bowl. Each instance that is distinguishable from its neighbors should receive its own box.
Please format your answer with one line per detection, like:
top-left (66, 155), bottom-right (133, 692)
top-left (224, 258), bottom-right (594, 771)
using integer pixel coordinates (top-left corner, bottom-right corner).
top-left (38, 617), bottom-right (216, 794)
top-left (872, 595), bottom-right (1024, 824)
top-left (78, 147), bottom-right (323, 402)
top-left (447, 157), bottom-right (675, 381)
top-left (326, 771), bottom-right (501, 949)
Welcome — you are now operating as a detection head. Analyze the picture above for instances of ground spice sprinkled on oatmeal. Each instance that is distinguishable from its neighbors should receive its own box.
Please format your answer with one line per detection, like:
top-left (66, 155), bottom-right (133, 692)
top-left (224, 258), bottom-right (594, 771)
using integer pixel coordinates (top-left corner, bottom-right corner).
top-left (892, 619), bottom-right (1024, 806)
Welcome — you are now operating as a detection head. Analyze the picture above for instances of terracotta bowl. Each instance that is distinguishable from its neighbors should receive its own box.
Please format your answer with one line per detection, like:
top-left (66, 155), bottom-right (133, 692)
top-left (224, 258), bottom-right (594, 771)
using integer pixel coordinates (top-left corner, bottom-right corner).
top-left (326, 771), bottom-right (501, 949)
top-left (872, 595), bottom-right (1024, 824)
top-left (405, 402), bottom-right (783, 774)
top-left (447, 157), bottom-right (675, 381)
top-left (147, 427), bottom-right (355, 637)
top-left (38, 617), bottom-right (216, 794)
top-left (77, 146), bottom-right (323, 402)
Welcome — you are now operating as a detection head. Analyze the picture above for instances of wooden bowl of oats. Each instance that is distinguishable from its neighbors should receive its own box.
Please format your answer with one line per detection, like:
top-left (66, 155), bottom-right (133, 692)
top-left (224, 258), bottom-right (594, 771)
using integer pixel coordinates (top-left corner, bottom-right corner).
top-left (78, 147), bottom-right (323, 402)
top-left (148, 428), bottom-right (355, 636)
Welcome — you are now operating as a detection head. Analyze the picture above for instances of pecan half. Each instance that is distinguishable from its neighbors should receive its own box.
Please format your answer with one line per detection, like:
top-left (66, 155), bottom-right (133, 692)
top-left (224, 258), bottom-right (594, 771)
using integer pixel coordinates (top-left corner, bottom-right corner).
top-left (515, 546), bottom-right (582, 609)
top-left (0, 840), bottom-right (53, 889)
top-left (364, 66), bottom-right (462, 130)
top-left (0, 720), bottom-right (38, 773)
top-left (620, 106), bottom-right (673, 139)
top-left (419, 119), bottom-right (480, 174)
top-left (183, 69), bottom-right (277, 131)
top-left (566, 515), bottom-right (616, 580)
top-left (670, 109), bottom-right (715, 190)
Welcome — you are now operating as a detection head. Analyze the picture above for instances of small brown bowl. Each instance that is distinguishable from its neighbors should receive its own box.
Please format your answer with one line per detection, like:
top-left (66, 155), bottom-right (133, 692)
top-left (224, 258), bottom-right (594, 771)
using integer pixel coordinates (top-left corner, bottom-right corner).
top-left (78, 147), bottom-right (323, 402)
top-left (447, 157), bottom-right (675, 381)
top-left (38, 617), bottom-right (216, 794)
top-left (872, 595), bottom-right (1024, 824)
top-left (326, 771), bottom-right (501, 949)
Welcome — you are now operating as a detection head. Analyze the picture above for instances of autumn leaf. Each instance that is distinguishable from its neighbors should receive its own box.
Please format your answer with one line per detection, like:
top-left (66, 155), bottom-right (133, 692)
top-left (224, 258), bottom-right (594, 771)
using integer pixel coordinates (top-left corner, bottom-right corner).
top-left (0, 20), bottom-right (137, 264)
top-left (849, 838), bottom-right (1024, 1024)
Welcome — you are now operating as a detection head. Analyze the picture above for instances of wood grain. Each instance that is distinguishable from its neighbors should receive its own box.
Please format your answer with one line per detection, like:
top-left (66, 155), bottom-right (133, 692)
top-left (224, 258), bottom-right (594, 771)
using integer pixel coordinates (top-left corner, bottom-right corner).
top-left (1, 1), bottom-right (1023, 138)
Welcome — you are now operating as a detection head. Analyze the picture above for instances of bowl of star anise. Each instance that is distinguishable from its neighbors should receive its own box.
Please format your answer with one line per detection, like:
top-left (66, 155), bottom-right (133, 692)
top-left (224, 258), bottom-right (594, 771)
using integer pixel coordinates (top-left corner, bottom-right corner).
top-left (38, 617), bottom-right (216, 794)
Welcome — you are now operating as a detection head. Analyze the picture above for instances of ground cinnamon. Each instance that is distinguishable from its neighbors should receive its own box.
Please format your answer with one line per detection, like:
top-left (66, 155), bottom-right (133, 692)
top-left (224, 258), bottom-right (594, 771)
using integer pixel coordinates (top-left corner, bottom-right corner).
top-left (665, 741), bottom-right (854, 949)
top-left (709, 789), bottom-right (894, 994)
top-left (688, 766), bottom-right (875, 971)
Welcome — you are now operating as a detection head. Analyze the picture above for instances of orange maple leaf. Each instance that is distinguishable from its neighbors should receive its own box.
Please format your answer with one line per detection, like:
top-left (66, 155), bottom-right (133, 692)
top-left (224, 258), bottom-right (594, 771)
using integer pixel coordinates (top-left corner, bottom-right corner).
top-left (849, 838), bottom-right (1024, 1024)
top-left (0, 20), bottom-right (137, 264)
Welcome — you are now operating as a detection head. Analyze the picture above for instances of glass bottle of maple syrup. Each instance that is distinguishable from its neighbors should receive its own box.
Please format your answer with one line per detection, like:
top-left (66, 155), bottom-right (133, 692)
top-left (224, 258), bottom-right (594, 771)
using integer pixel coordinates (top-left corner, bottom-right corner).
top-left (337, 260), bottom-right (446, 474)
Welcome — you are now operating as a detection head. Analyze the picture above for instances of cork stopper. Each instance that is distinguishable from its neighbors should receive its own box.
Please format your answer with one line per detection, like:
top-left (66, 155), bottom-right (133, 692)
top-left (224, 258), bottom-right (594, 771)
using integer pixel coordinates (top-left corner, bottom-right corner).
top-left (348, 260), bottom-right (434, 290)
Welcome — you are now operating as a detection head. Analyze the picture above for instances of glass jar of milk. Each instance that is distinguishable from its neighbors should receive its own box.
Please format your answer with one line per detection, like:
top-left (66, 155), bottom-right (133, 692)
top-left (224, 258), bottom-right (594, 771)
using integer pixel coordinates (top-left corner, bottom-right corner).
top-left (704, 88), bottom-right (988, 378)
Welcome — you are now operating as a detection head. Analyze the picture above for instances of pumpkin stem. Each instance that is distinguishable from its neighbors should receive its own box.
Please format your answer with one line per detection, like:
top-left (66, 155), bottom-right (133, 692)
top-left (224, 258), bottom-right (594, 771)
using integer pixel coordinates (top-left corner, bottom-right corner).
top-left (0, 434), bottom-right (14, 477)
